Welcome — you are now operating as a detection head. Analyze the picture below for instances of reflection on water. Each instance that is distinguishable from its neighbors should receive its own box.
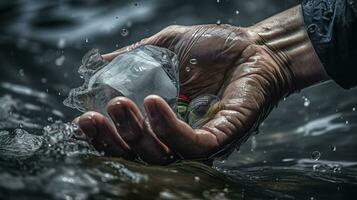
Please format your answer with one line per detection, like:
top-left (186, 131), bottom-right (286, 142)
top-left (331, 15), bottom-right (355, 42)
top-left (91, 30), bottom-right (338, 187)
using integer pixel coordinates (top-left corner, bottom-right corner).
top-left (1, 0), bottom-right (357, 199)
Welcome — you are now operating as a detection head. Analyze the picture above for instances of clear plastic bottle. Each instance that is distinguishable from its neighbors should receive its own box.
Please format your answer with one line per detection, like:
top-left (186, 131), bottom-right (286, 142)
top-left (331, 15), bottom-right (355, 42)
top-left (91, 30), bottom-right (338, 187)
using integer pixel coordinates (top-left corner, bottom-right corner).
top-left (64, 45), bottom-right (179, 115)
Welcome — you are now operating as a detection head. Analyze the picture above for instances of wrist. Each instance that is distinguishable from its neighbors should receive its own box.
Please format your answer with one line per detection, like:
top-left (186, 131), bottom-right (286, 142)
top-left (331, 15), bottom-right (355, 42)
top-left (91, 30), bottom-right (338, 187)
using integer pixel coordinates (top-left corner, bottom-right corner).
top-left (248, 5), bottom-right (330, 92)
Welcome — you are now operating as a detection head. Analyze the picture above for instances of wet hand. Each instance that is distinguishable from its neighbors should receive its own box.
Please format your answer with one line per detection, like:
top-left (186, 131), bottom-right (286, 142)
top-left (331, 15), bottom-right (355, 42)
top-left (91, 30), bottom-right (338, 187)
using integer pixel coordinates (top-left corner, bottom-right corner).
top-left (75, 20), bottom-right (327, 164)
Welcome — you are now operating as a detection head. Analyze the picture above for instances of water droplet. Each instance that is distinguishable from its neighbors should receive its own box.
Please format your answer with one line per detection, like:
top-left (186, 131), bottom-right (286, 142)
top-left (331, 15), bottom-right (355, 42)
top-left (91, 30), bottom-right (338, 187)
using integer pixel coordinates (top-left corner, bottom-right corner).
top-left (250, 136), bottom-right (257, 151)
top-left (189, 58), bottom-right (198, 65)
top-left (121, 28), bottom-right (129, 37)
top-left (331, 145), bottom-right (337, 151)
top-left (55, 55), bottom-right (66, 66)
top-left (194, 176), bottom-right (200, 182)
top-left (303, 96), bottom-right (310, 107)
top-left (311, 151), bottom-right (321, 160)
top-left (216, 20), bottom-right (221, 25)
top-left (332, 166), bottom-right (341, 173)
top-left (19, 69), bottom-right (25, 76)
top-left (41, 78), bottom-right (47, 83)
top-left (57, 38), bottom-right (66, 49)
top-left (185, 66), bottom-right (191, 72)
top-left (72, 122), bottom-right (79, 131)
top-left (312, 164), bottom-right (319, 171)
top-left (235, 10), bottom-right (240, 14)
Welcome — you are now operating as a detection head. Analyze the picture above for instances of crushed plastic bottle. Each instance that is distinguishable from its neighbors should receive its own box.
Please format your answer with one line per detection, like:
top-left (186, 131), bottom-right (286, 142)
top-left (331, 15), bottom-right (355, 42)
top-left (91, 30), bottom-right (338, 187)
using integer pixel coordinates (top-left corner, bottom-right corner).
top-left (64, 45), bottom-right (179, 115)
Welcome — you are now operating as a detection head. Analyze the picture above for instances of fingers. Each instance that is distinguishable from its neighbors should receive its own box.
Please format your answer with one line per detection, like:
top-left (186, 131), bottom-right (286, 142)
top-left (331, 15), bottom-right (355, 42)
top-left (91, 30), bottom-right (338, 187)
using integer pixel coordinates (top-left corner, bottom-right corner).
top-left (107, 97), bottom-right (172, 164)
top-left (77, 111), bottom-right (133, 159)
top-left (144, 95), bottom-right (220, 158)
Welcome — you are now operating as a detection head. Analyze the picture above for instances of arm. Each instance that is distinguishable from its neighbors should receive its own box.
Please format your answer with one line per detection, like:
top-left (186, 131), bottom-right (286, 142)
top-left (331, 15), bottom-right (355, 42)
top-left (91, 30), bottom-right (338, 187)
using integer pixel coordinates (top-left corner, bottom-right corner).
top-left (76, 2), bottom-right (355, 165)
top-left (249, 5), bottom-right (330, 91)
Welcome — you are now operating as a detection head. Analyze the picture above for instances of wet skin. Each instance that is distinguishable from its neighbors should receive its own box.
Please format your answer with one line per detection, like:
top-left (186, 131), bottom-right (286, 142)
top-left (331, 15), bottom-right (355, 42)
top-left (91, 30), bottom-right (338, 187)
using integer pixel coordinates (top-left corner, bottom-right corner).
top-left (75, 6), bottom-right (329, 164)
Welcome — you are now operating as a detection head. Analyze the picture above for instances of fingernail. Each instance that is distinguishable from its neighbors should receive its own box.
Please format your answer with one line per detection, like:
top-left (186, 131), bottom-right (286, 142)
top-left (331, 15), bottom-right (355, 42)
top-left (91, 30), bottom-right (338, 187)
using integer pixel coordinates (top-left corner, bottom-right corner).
top-left (71, 117), bottom-right (87, 140)
top-left (108, 104), bottom-right (127, 127)
top-left (145, 101), bottom-right (160, 124)
top-left (78, 116), bottom-right (98, 139)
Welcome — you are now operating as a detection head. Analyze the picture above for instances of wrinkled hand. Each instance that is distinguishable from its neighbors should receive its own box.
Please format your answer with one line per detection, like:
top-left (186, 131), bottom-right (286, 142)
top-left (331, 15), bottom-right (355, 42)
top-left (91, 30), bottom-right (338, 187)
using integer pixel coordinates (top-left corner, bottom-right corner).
top-left (75, 24), bottom-right (296, 164)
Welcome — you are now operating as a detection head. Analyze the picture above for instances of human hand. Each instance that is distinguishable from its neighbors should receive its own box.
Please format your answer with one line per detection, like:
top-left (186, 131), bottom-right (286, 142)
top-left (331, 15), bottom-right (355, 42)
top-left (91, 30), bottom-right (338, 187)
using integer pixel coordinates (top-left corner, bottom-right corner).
top-left (75, 6), bottom-right (329, 164)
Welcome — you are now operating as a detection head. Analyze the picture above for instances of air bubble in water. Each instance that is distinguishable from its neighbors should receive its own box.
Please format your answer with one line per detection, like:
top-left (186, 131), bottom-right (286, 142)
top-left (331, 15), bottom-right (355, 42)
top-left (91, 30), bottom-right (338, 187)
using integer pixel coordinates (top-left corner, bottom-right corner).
top-left (57, 38), bottom-right (66, 49)
top-left (216, 0), bottom-right (220, 3)
top-left (185, 66), bottom-right (191, 72)
top-left (311, 151), bottom-right (321, 160)
top-left (121, 28), bottom-right (129, 37)
top-left (189, 58), bottom-right (198, 65)
top-left (353, 107), bottom-right (356, 111)
top-left (345, 120), bottom-right (349, 125)
top-left (216, 20), bottom-right (221, 25)
top-left (235, 10), bottom-right (240, 14)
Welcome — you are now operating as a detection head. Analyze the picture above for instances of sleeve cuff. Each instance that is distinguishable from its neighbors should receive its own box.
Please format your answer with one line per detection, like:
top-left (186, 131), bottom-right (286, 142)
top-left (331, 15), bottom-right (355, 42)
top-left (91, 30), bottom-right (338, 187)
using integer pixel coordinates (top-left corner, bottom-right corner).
top-left (302, 0), bottom-right (357, 89)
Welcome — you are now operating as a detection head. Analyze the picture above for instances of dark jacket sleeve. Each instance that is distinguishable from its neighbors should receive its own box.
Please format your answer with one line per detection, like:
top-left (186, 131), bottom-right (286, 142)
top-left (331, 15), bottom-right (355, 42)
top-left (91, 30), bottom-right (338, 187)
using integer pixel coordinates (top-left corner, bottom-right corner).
top-left (302, 0), bottom-right (357, 89)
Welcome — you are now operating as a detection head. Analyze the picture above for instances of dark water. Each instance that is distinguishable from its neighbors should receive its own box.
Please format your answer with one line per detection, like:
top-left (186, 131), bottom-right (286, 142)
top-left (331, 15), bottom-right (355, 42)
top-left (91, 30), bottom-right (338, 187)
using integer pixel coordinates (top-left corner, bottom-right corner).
top-left (1, 0), bottom-right (357, 199)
